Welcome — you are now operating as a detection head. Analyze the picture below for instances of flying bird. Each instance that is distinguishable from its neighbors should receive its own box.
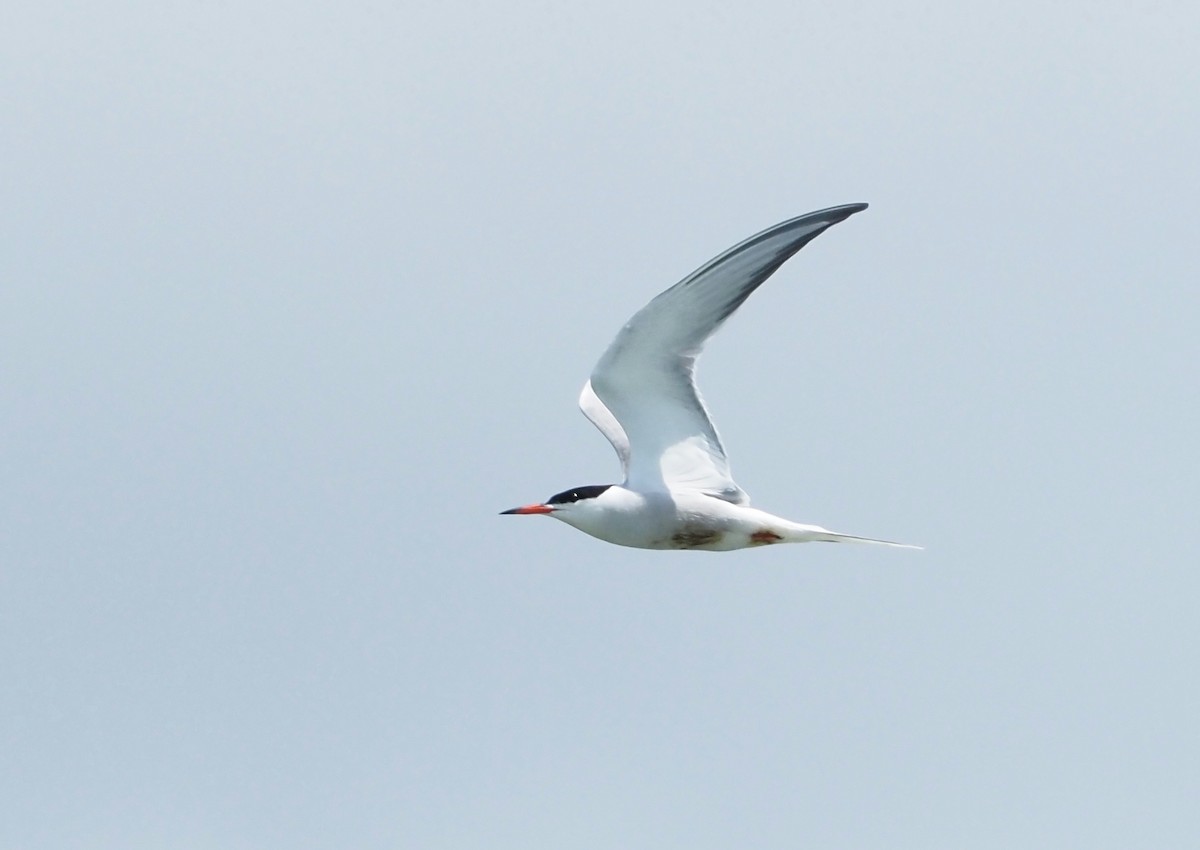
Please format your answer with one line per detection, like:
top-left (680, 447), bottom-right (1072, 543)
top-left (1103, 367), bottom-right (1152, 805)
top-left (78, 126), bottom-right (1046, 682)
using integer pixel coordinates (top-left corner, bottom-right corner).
top-left (502, 204), bottom-right (918, 552)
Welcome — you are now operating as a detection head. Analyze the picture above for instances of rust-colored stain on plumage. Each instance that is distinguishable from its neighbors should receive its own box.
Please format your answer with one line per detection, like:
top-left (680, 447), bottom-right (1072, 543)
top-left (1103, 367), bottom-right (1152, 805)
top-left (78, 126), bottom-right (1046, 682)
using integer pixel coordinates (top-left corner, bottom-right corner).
top-left (750, 529), bottom-right (783, 545)
top-left (671, 528), bottom-right (724, 548)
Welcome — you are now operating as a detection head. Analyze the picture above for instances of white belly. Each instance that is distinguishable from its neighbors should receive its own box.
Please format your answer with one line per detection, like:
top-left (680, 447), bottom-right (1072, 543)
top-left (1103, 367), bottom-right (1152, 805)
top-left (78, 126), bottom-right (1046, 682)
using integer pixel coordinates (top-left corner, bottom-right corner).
top-left (565, 489), bottom-right (792, 551)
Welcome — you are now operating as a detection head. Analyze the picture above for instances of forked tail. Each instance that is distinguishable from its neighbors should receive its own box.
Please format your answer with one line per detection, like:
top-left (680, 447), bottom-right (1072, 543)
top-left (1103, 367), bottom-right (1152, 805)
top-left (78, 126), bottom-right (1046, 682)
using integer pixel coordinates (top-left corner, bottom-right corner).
top-left (788, 524), bottom-right (922, 550)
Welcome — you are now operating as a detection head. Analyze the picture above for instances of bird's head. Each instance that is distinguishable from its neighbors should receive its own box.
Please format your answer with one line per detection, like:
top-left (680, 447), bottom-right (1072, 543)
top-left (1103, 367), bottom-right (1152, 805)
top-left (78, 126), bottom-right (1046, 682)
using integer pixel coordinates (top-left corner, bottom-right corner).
top-left (500, 484), bottom-right (615, 526)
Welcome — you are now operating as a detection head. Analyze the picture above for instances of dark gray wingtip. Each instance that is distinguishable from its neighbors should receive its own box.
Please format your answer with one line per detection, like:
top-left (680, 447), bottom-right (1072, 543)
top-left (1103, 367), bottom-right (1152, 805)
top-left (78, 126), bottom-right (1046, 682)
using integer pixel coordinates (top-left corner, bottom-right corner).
top-left (819, 202), bottom-right (869, 221)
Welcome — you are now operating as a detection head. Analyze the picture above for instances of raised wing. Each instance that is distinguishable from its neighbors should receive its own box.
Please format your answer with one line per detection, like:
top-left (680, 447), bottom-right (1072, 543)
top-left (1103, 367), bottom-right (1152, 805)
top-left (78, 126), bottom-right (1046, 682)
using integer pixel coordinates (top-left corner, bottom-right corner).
top-left (583, 203), bottom-right (867, 502)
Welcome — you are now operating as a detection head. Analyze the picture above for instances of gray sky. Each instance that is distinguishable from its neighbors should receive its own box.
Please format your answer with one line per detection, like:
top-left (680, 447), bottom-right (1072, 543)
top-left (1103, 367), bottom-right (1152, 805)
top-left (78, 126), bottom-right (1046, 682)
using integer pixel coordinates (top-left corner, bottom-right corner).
top-left (3, 2), bottom-right (1198, 847)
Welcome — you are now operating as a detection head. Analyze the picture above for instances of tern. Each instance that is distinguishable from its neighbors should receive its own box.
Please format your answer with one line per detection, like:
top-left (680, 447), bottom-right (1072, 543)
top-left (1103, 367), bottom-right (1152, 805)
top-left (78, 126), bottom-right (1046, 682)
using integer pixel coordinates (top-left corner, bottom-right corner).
top-left (502, 203), bottom-right (918, 552)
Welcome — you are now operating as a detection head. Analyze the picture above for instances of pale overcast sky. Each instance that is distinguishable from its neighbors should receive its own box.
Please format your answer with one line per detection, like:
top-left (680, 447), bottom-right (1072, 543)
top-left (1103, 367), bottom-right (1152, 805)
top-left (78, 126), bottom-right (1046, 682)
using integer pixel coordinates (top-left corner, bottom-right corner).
top-left (3, 2), bottom-right (1198, 848)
